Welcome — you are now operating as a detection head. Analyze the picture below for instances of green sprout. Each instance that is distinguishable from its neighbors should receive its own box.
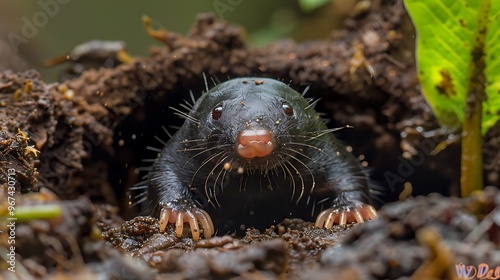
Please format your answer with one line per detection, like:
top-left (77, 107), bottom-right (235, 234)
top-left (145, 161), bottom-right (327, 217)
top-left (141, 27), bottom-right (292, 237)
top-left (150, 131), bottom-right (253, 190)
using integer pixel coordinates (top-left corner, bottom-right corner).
top-left (1, 204), bottom-right (62, 222)
top-left (403, 0), bottom-right (500, 196)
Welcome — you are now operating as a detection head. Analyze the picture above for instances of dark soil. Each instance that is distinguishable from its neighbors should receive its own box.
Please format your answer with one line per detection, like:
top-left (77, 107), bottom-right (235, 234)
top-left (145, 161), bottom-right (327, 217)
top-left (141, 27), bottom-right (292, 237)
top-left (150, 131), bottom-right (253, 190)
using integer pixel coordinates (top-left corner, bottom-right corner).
top-left (1, 0), bottom-right (499, 279)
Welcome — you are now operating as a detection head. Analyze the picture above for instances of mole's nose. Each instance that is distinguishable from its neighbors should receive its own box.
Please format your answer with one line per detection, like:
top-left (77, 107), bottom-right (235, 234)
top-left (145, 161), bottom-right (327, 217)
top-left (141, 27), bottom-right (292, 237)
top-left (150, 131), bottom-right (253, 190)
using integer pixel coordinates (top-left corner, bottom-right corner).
top-left (236, 128), bottom-right (276, 159)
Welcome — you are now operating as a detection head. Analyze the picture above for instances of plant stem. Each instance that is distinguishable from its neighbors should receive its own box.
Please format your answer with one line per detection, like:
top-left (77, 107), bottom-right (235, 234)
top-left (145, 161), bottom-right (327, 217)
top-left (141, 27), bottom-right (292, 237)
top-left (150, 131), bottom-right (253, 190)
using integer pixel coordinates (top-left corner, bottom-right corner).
top-left (460, 0), bottom-right (490, 196)
top-left (460, 100), bottom-right (483, 197)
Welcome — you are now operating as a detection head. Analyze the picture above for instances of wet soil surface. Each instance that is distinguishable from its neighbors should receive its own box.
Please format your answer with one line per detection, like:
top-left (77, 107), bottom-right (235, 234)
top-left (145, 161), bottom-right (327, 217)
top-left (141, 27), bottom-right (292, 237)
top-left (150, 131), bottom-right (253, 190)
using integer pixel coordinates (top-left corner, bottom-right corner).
top-left (1, 0), bottom-right (499, 279)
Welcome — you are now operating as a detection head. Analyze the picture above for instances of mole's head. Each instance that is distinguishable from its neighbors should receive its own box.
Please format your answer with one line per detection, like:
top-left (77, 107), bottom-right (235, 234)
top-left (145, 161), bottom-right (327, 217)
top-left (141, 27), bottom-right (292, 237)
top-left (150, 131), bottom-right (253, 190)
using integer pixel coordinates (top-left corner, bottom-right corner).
top-left (189, 77), bottom-right (323, 171)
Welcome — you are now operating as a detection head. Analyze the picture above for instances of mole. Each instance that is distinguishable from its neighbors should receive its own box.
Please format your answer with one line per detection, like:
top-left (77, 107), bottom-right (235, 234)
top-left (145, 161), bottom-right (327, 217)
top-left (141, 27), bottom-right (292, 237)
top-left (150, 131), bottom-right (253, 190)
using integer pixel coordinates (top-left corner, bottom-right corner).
top-left (143, 77), bottom-right (378, 240)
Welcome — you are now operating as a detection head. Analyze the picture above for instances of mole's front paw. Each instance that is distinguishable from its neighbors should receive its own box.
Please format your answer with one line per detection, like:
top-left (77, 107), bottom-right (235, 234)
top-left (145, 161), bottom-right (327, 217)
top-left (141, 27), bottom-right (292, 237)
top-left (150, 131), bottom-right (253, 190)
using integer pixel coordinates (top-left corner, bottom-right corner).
top-left (315, 204), bottom-right (378, 229)
top-left (158, 202), bottom-right (214, 241)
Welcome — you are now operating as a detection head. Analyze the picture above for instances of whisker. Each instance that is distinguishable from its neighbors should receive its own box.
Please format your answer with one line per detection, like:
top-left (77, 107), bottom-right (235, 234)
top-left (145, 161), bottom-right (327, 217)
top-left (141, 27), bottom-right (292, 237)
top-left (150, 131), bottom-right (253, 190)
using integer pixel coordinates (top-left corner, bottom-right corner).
top-left (178, 146), bottom-right (214, 152)
top-left (129, 182), bottom-right (148, 190)
top-left (179, 103), bottom-right (192, 112)
top-left (278, 155), bottom-right (296, 203)
top-left (283, 146), bottom-right (324, 170)
top-left (282, 146), bottom-right (327, 201)
top-left (194, 198), bottom-right (203, 208)
top-left (284, 137), bottom-right (360, 181)
top-left (301, 85), bottom-right (311, 97)
top-left (154, 135), bottom-right (167, 146)
top-left (133, 190), bottom-right (148, 199)
top-left (182, 144), bottom-right (232, 167)
top-left (180, 90), bottom-right (197, 111)
top-left (276, 135), bottom-right (340, 152)
top-left (128, 181), bottom-right (149, 207)
top-left (277, 159), bottom-right (288, 180)
top-left (371, 192), bottom-right (386, 205)
top-left (129, 192), bottom-right (148, 207)
top-left (210, 76), bottom-right (219, 87)
top-left (202, 73), bottom-right (209, 93)
top-left (177, 140), bottom-right (209, 152)
top-left (146, 146), bottom-right (162, 152)
top-left (282, 157), bottom-right (304, 205)
top-left (269, 167), bottom-right (282, 190)
top-left (310, 198), bottom-right (316, 217)
top-left (304, 98), bottom-right (321, 110)
top-left (186, 150), bottom-right (226, 208)
top-left (316, 197), bottom-right (331, 205)
top-left (180, 138), bottom-right (208, 144)
top-left (239, 171), bottom-right (249, 193)
top-left (265, 173), bottom-right (273, 191)
top-left (178, 140), bottom-right (229, 152)
top-left (280, 151), bottom-right (315, 204)
top-left (284, 127), bottom-right (347, 140)
top-left (136, 166), bottom-right (151, 172)
top-left (189, 150), bottom-right (225, 185)
top-left (212, 155), bottom-right (229, 195)
top-left (284, 141), bottom-right (335, 162)
top-left (181, 144), bottom-right (215, 152)
top-left (221, 158), bottom-right (234, 188)
top-left (170, 106), bottom-right (200, 125)
top-left (369, 182), bottom-right (386, 205)
top-left (179, 134), bottom-right (222, 144)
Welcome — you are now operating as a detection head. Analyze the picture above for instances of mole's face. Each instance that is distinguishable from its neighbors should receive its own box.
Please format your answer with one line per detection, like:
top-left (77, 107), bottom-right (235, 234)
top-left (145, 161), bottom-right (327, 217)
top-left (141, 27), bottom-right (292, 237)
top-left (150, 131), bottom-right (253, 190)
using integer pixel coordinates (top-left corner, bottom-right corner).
top-left (195, 78), bottom-right (314, 170)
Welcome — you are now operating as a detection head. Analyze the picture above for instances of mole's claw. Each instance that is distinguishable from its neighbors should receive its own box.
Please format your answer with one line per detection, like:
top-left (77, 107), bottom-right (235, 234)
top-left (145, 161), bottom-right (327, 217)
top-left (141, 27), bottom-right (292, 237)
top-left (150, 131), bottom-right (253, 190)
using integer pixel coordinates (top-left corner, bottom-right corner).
top-left (353, 207), bottom-right (364, 223)
top-left (315, 204), bottom-right (378, 229)
top-left (193, 208), bottom-right (214, 238)
top-left (365, 205), bottom-right (378, 220)
top-left (158, 205), bottom-right (214, 240)
top-left (159, 207), bottom-right (170, 232)
top-left (185, 209), bottom-right (200, 240)
top-left (175, 211), bottom-right (185, 238)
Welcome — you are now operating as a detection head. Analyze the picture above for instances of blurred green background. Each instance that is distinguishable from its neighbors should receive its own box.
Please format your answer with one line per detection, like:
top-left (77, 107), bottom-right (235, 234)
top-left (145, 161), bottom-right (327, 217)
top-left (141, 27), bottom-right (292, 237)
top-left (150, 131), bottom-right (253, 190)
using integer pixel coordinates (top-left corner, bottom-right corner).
top-left (0, 0), bottom-right (357, 81)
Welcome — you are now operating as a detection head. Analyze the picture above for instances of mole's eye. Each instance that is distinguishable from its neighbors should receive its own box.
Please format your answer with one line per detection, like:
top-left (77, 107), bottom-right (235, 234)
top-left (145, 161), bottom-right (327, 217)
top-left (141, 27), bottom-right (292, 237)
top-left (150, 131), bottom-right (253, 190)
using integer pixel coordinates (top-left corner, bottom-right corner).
top-left (282, 102), bottom-right (294, 116)
top-left (212, 103), bottom-right (223, 120)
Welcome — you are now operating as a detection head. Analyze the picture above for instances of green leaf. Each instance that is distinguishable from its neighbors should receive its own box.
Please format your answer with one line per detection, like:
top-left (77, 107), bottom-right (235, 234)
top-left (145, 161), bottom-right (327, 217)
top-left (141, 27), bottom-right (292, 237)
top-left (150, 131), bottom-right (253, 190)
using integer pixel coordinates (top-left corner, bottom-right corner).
top-left (404, 0), bottom-right (500, 196)
top-left (298, 0), bottom-right (330, 13)
top-left (484, 2), bottom-right (500, 133)
top-left (404, 0), bottom-right (500, 135)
